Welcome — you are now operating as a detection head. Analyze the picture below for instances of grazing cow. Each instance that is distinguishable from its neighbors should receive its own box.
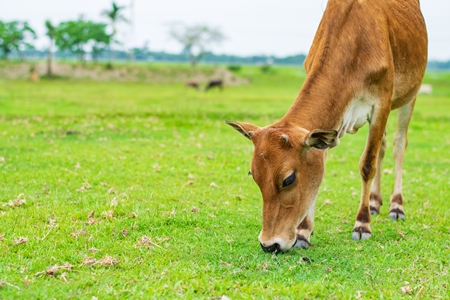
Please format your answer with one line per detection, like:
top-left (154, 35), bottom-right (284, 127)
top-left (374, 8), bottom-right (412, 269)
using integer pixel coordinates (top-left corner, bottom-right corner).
top-left (204, 79), bottom-right (223, 91)
top-left (185, 80), bottom-right (200, 90)
top-left (226, 0), bottom-right (427, 253)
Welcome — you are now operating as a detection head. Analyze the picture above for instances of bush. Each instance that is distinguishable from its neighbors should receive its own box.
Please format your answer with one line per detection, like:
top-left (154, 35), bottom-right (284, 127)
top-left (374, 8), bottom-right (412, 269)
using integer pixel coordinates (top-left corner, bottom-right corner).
top-left (227, 65), bottom-right (242, 72)
top-left (103, 62), bottom-right (114, 70)
top-left (260, 64), bottom-right (273, 74)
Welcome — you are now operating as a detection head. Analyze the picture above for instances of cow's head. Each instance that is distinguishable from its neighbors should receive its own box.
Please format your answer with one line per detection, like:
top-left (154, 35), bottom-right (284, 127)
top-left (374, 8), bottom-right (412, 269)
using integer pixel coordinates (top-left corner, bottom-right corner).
top-left (226, 120), bottom-right (337, 253)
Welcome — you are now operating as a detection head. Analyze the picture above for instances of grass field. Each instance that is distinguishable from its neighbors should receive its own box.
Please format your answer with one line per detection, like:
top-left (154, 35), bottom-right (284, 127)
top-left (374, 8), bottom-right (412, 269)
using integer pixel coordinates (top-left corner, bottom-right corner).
top-left (0, 64), bottom-right (449, 299)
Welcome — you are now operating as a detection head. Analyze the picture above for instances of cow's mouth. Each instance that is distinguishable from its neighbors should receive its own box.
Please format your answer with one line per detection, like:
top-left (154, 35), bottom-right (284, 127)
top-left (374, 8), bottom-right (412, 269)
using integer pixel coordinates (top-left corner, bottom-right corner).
top-left (260, 239), bottom-right (297, 254)
top-left (260, 242), bottom-right (281, 253)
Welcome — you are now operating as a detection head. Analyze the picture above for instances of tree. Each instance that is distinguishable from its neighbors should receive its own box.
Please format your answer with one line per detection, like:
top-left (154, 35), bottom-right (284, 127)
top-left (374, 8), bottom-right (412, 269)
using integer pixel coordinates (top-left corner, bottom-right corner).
top-left (131, 41), bottom-right (149, 61)
top-left (55, 20), bottom-right (110, 63)
top-left (101, 2), bottom-right (128, 49)
top-left (0, 21), bottom-right (36, 60)
top-left (55, 20), bottom-right (89, 61)
top-left (168, 23), bottom-right (225, 67)
top-left (45, 20), bottom-right (56, 76)
top-left (89, 22), bottom-right (111, 61)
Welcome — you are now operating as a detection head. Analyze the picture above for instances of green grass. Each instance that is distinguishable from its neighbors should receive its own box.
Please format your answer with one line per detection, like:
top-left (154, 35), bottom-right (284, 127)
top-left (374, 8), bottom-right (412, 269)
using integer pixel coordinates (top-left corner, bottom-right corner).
top-left (0, 65), bottom-right (449, 299)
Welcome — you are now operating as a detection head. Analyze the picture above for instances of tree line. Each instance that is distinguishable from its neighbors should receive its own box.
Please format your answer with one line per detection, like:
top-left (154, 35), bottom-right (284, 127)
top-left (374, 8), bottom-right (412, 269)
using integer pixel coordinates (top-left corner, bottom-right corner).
top-left (0, 2), bottom-right (304, 68)
top-left (16, 48), bottom-right (307, 65)
top-left (1, 1), bottom-right (449, 70)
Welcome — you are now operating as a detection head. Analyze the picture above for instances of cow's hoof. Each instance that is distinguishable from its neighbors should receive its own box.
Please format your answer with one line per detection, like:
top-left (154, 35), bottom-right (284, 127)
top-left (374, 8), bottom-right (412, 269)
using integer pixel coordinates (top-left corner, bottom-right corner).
top-left (370, 206), bottom-right (380, 215)
top-left (352, 227), bottom-right (372, 240)
top-left (295, 236), bottom-right (310, 249)
top-left (388, 208), bottom-right (405, 221)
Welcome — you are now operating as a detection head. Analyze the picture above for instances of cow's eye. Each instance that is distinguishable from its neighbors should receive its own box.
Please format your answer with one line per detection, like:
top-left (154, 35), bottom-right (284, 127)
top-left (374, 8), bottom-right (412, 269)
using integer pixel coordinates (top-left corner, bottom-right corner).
top-left (282, 172), bottom-right (296, 187)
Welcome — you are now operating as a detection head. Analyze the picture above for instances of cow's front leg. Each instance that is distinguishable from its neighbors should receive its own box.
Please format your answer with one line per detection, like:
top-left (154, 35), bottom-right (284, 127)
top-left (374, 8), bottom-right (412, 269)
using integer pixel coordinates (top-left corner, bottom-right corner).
top-left (353, 105), bottom-right (390, 240)
top-left (295, 201), bottom-right (315, 249)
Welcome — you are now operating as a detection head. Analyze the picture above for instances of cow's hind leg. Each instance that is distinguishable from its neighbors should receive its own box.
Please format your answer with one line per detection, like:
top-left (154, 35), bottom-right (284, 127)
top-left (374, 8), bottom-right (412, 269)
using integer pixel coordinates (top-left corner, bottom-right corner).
top-left (370, 131), bottom-right (386, 215)
top-left (388, 98), bottom-right (416, 221)
top-left (295, 201), bottom-right (315, 249)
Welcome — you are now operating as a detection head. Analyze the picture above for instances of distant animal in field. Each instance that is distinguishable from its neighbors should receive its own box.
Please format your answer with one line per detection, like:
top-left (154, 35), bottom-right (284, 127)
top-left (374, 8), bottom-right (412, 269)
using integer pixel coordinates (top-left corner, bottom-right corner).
top-left (185, 80), bottom-right (200, 90)
top-left (418, 84), bottom-right (432, 94)
top-left (204, 79), bottom-right (223, 92)
top-left (30, 71), bottom-right (39, 82)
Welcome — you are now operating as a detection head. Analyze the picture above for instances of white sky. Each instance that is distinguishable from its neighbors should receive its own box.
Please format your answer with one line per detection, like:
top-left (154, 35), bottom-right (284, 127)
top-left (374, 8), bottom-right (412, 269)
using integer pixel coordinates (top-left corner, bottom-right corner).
top-left (1, 0), bottom-right (449, 60)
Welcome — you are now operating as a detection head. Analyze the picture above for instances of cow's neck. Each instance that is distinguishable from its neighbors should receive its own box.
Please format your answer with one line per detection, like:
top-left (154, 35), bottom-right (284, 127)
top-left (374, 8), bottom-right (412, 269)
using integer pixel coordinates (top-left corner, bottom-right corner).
top-left (279, 68), bottom-right (355, 132)
top-left (278, 0), bottom-right (372, 132)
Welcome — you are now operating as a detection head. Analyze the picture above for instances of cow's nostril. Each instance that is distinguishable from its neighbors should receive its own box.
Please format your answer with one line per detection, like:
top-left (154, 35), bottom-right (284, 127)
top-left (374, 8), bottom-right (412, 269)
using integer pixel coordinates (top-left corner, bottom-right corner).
top-left (260, 243), bottom-right (281, 253)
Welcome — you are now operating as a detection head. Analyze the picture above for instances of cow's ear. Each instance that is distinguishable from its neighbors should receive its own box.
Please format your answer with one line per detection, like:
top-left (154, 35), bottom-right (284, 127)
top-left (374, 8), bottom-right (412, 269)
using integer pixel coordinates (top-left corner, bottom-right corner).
top-left (304, 129), bottom-right (338, 150)
top-left (225, 120), bottom-right (260, 140)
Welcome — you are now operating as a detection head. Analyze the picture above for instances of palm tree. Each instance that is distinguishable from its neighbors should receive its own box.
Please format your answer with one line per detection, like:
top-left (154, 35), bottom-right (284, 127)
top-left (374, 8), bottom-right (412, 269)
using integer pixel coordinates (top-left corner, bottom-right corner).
top-left (101, 2), bottom-right (128, 61)
top-left (45, 20), bottom-right (56, 76)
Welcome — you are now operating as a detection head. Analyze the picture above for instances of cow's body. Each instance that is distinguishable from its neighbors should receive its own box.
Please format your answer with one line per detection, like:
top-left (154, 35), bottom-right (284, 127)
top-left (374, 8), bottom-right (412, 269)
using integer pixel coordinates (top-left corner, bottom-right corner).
top-left (226, 0), bottom-right (427, 253)
top-left (205, 79), bottom-right (224, 91)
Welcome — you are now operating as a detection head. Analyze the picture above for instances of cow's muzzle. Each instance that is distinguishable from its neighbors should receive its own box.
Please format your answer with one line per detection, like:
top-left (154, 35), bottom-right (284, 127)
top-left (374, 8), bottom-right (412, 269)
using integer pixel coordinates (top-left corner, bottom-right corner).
top-left (260, 238), bottom-right (297, 253)
top-left (260, 242), bottom-right (281, 253)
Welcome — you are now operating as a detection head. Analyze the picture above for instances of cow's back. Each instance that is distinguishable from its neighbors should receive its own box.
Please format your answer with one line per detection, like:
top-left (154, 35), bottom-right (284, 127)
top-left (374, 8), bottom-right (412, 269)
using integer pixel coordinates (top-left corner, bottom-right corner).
top-left (384, 0), bottom-right (427, 108)
top-left (303, 0), bottom-right (427, 109)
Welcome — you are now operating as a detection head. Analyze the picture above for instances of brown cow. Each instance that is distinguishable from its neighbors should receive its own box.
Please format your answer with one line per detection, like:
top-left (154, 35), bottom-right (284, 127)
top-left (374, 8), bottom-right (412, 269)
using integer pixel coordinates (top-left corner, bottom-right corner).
top-left (226, 0), bottom-right (427, 253)
top-left (30, 71), bottom-right (39, 82)
top-left (185, 80), bottom-right (200, 90)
